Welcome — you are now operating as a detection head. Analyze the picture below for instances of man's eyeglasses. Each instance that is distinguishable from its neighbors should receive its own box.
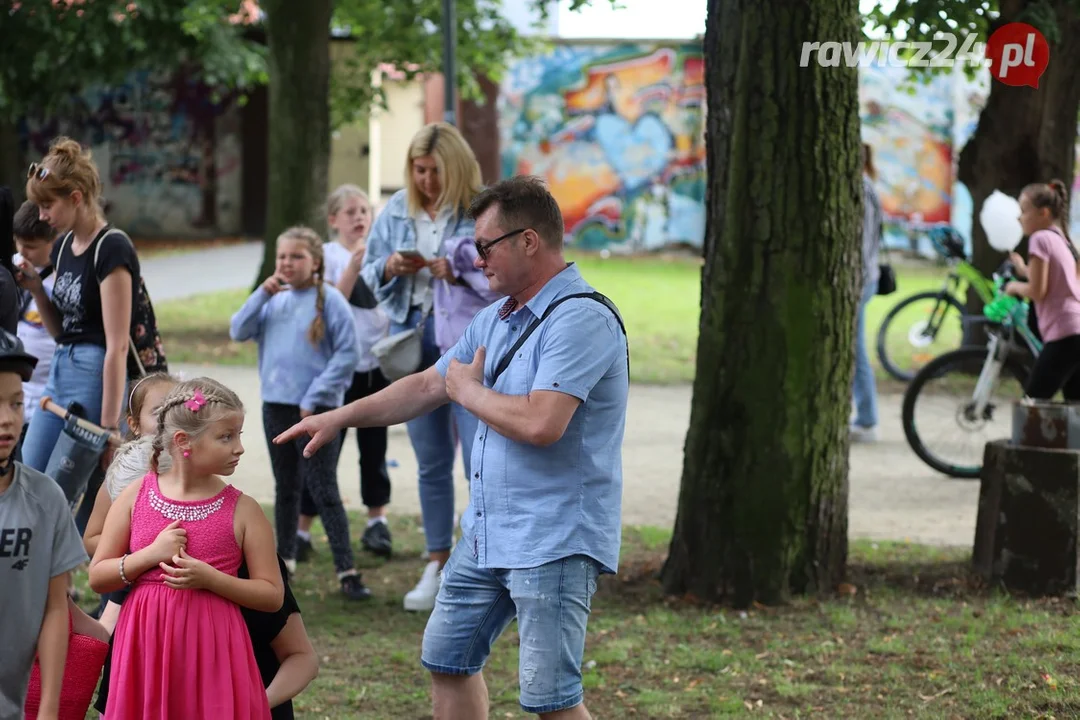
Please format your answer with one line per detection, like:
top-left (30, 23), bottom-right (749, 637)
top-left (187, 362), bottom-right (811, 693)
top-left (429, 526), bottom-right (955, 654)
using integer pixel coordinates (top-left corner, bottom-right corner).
top-left (475, 228), bottom-right (525, 261)
top-left (27, 163), bottom-right (49, 182)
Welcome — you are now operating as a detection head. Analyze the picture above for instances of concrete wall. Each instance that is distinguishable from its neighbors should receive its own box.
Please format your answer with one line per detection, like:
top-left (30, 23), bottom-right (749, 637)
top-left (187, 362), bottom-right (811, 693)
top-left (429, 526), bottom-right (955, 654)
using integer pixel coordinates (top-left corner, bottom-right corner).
top-left (376, 79), bottom-right (426, 194)
top-left (21, 69), bottom-right (243, 238)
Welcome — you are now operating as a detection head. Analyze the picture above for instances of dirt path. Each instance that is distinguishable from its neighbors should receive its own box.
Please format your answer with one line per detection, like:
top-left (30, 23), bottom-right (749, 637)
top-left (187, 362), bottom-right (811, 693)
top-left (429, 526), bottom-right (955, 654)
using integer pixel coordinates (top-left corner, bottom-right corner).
top-left (173, 363), bottom-right (981, 548)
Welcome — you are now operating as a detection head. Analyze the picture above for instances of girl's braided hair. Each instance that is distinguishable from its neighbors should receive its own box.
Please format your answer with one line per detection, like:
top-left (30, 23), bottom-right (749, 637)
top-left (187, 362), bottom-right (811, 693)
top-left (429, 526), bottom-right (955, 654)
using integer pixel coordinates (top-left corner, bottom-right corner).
top-left (149, 377), bottom-right (244, 475)
top-left (106, 436), bottom-right (172, 500)
top-left (277, 225), bottom-right (327, 346)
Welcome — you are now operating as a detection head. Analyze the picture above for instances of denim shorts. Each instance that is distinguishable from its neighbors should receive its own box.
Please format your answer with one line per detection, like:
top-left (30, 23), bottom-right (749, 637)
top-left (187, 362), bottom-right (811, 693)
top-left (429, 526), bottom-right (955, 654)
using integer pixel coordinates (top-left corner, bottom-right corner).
top-left (19, 343), bottom-right (107, 474)
top-left (421, 537), bottom-right (601, 714)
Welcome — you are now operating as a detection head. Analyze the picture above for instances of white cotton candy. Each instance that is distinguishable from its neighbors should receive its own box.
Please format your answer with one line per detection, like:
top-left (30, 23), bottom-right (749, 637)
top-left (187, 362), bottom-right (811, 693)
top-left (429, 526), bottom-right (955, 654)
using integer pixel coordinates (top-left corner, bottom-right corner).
top-left (980, 190), bottom-right (1024, 252)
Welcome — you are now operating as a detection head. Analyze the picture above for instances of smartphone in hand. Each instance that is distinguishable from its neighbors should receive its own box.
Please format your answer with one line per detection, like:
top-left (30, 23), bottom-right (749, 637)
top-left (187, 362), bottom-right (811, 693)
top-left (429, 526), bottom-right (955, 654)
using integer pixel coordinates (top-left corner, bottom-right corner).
top-left (398, 250), bottom-right (426, 265)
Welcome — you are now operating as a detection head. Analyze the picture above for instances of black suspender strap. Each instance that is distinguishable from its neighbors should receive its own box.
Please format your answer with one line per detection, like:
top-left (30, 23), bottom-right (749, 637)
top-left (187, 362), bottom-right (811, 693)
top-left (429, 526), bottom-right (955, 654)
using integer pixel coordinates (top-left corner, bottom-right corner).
top-left (491, 291), bottom-right (629, 385)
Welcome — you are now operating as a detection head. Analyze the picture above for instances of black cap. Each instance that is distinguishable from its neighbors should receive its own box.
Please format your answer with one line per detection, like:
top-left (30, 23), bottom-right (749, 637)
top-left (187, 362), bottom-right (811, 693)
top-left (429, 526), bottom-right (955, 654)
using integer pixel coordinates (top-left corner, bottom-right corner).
top-left (0, 329), bottom-right (37, 382)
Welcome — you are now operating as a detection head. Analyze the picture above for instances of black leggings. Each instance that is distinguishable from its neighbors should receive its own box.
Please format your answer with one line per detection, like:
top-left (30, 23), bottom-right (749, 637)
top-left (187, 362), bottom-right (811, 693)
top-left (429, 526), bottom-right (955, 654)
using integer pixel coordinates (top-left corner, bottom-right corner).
top-left (300, 369), bottom-right (391, 515)
top-left (262, 402), bottom-right (354, 573)
top-left (1026, 333), bottom-right (1080, 400)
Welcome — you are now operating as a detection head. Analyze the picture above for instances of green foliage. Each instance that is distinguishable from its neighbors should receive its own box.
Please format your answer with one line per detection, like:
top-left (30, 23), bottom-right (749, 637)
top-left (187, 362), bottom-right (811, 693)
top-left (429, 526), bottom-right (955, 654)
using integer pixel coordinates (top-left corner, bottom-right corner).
top-left (863, 0), bottom-right (995, 81)
top-left (0, 0), bottom-right (265, 122)
top-left (328, 0), bottom-right (609, 127)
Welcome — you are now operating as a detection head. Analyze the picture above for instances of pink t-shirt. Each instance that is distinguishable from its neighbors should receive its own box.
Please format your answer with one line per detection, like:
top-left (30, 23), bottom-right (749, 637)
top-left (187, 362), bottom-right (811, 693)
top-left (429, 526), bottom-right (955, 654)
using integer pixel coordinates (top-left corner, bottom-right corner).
top-left (1029, 227), bottom-right (1080, 342)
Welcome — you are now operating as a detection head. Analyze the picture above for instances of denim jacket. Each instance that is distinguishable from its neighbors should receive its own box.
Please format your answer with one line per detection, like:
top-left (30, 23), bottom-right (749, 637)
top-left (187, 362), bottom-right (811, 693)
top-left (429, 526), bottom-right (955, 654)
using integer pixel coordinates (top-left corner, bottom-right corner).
top-left (361, 189), bottom-right (477, 325)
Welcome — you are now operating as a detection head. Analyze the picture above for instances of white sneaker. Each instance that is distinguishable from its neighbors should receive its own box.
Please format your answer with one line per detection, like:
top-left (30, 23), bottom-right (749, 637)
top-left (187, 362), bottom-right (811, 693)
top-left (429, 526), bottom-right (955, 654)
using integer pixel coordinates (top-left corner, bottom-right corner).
top-left (850, 424), bottom-right (878, 443)
top-left (404, 560), bottom-right (442, 612)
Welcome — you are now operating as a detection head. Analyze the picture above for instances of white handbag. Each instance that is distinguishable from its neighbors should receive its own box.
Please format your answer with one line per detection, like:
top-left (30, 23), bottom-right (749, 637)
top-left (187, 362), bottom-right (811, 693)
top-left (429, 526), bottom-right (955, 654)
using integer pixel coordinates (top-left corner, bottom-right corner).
top-left (371, 304), bottom-right (430, 381)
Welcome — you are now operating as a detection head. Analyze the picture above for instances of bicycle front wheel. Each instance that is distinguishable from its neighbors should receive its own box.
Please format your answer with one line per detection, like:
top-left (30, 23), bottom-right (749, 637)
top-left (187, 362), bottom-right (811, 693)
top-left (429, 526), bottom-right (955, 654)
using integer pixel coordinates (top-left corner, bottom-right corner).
top-left (877, 291), bottom-right (967, 382)
top-left (901, 345), bottom-right (1031, 478)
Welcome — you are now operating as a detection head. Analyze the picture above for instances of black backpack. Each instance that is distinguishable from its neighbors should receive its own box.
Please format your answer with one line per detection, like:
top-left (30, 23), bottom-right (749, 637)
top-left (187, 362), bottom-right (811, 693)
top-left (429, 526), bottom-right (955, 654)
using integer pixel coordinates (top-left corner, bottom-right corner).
top-left (57, 227), bottom-right (168, 379)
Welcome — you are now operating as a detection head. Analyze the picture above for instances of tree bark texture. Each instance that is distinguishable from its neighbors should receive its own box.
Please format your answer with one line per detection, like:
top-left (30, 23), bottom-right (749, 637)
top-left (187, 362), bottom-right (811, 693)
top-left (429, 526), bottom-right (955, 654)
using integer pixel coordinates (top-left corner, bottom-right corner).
top-left (259, 0), bottom-right (334, 285)
top-left (975, 439), bottom-right (1080, 596)
top-left (660, 0), bottom-right (861, 607)
top-left (958, 0), bottom-right (1080, 300)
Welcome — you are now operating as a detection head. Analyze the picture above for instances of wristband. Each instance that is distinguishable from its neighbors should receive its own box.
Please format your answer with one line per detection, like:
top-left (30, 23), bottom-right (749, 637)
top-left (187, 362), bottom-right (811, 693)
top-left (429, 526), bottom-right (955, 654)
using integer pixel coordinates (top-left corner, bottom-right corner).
top-left (119, 553), bottom-right (133, 586)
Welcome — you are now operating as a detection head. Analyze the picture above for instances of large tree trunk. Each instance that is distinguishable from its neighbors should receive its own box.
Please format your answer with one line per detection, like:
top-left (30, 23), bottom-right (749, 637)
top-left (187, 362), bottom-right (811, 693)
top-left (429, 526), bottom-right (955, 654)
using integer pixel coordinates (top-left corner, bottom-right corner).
top-left (0, 117), bottom-right (24, 204)
top-left (660, 0), bottom-right (860, 607)
top-left (258, 0), bottom-right (333, 285)
top-left (958, 0), bottom-right (1080, 307)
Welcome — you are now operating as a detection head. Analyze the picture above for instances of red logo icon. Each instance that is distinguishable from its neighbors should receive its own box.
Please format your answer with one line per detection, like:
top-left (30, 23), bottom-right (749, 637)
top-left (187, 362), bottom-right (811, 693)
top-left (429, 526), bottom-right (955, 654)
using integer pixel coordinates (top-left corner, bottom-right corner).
top-left (986, 22), bottom-right (1050, 87)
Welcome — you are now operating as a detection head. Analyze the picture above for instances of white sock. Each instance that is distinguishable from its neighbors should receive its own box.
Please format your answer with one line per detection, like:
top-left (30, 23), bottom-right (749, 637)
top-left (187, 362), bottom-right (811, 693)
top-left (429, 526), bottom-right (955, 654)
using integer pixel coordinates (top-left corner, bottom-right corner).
top-left (297, 530), bottom-right (311, 542)
top-left (366, 516), bottom-right (387, 528)
top-left (337, 569), bottom-right (358, 581)
top-left (283, 558), bottom-right (297, 575)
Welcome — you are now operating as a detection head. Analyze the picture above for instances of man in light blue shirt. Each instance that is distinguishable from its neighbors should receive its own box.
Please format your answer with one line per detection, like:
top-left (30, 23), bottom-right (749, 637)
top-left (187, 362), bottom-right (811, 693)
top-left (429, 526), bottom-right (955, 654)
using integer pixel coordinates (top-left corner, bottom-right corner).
top-left (275, 175), bottom-right (629, 719)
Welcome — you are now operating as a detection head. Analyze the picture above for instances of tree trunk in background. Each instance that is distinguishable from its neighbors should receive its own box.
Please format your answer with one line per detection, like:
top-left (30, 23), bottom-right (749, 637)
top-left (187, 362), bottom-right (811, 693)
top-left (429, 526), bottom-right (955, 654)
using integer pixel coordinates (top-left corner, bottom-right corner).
top-left (259, 0), bottom-right (333, 285)
top-left (660, 0), bottom-right (860, 607)
top-left (958, 0), bottom-right (1080, 314)
top-left (0, 118), bottom-right (24, 204)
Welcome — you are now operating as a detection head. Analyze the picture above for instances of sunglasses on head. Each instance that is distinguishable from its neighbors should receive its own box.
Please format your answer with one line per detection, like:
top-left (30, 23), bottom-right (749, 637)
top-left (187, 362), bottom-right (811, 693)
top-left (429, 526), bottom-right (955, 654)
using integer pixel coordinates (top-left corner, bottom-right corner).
top-left (26, 163), bottom-right (49, 181)
top-left (475, 228), bottom-right (525, 261)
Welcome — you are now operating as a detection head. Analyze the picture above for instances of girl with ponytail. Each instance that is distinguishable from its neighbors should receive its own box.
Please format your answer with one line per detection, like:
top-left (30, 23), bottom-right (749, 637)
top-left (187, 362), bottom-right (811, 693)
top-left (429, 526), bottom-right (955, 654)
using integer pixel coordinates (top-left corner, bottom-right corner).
top-left (1005, 179), bottom-right (1080, 399)
top-left (88, 378), bottom-right (282, 718)
top-left (229, 227), bottom-right (371, 599)
top-left (17, 137), bottom-right (142, 485)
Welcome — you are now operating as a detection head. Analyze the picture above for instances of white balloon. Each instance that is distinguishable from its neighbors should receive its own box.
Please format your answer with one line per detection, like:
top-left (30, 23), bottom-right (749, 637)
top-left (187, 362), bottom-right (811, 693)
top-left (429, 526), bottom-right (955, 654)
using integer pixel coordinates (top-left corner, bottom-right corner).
top-left (980, 190), bottom-right (1024, 252)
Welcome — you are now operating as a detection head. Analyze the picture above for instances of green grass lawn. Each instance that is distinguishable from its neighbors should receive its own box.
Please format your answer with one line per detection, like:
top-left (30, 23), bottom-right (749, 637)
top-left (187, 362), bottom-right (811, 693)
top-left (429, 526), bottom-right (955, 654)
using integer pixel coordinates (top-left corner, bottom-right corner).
top-left (74, 516), bottom-right (1080, 718)
top-left (156, 252), bottom-right (956, 385)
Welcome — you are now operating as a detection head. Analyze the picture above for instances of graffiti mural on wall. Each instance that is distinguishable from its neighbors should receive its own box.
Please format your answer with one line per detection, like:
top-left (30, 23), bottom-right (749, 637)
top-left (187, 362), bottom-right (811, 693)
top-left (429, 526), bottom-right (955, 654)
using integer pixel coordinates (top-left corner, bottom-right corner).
top-left (860, 65), bottom-right (954, 226)
top-left (20, 70), bottom-right (241, 237)
top-left (863, 63), bottom-right (1080, 252)
top-left (499, 43), bottom-right (706, 251)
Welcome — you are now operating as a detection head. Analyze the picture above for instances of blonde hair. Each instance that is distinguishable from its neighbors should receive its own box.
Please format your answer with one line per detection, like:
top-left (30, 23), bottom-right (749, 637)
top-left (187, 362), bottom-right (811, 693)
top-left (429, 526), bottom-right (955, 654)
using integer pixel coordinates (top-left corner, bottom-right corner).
top-left (405, 122), bottom-right (482, 216)
top-left (126, 372), bottom-right (179, 440)
top-left (150, 378), bottom-right (245, 475)
top-left (326, 184), bottom-right (371, 240)
top-left (106, 437), bottom-right (171, 500)
top-left (277, 226), bottom-right (327, 345)
top-left (26, 136), bottom-right (105, 221)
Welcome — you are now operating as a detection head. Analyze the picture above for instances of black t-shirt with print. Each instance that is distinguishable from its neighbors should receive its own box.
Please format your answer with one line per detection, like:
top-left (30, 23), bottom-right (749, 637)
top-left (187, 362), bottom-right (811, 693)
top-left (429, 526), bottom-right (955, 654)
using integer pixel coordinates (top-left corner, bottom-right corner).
top-left (48, 227), bottom-right (140, 347)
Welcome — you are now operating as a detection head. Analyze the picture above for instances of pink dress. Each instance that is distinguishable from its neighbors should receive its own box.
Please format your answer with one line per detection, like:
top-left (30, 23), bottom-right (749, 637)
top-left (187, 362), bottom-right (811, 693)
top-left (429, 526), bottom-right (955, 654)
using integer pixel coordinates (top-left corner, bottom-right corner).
top-left (104, 472), bottom-right (271, 719)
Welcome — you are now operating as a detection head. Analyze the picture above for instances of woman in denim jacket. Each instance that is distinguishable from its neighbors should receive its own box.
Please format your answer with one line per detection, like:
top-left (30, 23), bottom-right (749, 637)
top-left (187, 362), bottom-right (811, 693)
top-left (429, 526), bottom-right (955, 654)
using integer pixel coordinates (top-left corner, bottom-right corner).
top-left (361, 122), bottom-right (483, 611)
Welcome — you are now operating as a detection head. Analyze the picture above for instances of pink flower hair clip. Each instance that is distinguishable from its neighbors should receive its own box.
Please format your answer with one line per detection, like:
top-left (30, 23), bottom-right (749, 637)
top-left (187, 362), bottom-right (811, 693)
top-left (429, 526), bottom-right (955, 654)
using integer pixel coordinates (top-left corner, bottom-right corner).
top-left (184, 389), bottom-right (207, 412)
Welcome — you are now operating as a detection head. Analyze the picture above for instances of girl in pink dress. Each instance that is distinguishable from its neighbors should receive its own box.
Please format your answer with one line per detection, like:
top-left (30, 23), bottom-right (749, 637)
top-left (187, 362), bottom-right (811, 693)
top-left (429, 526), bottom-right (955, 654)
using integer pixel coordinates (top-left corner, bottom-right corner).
top-left (89, 377), bottom-right (283, 719)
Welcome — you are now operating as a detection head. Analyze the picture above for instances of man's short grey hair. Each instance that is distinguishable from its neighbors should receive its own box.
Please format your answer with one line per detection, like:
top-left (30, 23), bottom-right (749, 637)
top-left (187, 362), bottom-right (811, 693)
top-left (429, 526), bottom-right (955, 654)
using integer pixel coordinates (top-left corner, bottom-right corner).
top-left (467, 175), bottom-right (565, 248)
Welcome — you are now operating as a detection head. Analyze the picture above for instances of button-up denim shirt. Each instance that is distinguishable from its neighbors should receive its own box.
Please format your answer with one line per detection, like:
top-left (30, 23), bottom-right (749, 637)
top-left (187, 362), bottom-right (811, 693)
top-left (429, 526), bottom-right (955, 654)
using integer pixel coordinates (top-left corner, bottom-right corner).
top-left (435, 263), bottom-right (629, 574)
top-left (361, 189), bottom-right (477, 325)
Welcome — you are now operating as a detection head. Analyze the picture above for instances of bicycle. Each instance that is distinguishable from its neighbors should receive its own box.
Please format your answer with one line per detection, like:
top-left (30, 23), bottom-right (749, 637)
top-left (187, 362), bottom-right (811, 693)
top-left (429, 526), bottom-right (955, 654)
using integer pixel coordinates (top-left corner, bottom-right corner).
top-left (876, 226), bottom-right (999, 382)
top-left (900, 262), bottom-right (1042, 478)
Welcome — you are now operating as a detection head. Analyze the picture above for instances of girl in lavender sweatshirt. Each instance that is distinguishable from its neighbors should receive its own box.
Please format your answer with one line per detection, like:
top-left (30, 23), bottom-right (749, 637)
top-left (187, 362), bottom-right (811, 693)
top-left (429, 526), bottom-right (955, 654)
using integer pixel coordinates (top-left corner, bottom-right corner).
top-left (229, 226), bottom-right (370, 601)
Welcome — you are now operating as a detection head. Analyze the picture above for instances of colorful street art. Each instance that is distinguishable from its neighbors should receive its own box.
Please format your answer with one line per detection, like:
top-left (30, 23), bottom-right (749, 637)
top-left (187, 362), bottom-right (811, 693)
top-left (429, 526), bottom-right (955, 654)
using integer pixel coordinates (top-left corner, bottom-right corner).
top-left (19, 70), bottom-right (242, 237)
top-left (499, 43), bottom-right (706, 251)
top-left (501, 43), bottom-right (1080, 254)
top-left (859, 65), bottom-right (953, 226)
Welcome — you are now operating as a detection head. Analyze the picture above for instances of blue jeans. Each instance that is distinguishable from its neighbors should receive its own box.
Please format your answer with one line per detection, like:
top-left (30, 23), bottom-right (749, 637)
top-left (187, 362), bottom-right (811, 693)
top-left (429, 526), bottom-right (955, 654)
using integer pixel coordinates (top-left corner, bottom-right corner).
top-left (392, 308), bottom-right (477, 554)
top-left (20, 343), bottom-right (107, 474)
top-left (852, 282), bottom-right (878, 428)
top-left (421, 537), bottom-right (601, 714)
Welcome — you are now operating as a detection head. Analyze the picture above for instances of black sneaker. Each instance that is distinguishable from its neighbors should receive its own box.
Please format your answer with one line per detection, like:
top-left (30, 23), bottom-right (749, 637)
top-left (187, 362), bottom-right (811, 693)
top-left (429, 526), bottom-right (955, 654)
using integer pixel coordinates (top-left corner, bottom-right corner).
top-left (296, 536), bottom-right (314, 563)
top-left (361, 522), bottom-right (393, 558)
top-left (341, 574), bottom-right (372, 601)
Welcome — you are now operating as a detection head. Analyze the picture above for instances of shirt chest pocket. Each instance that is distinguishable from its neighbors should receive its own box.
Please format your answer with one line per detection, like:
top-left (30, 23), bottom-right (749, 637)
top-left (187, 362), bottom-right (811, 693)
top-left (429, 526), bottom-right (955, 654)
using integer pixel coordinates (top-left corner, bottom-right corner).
top-left (490, 341), bottom-right (538, 396)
